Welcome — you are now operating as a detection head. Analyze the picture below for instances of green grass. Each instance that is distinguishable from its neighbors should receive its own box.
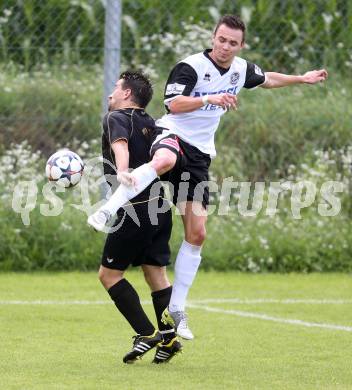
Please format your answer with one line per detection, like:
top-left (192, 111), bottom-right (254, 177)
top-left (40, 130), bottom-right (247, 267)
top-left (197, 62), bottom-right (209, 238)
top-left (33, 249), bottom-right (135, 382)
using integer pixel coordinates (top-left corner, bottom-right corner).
top-left (1, 272), bottom-right (351, 389)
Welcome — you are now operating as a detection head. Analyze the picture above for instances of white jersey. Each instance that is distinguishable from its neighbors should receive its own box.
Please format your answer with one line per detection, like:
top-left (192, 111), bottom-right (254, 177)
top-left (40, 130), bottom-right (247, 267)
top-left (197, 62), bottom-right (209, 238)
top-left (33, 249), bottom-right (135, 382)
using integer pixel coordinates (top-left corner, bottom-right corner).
top-left (156, 50), bottom-right (265, 157)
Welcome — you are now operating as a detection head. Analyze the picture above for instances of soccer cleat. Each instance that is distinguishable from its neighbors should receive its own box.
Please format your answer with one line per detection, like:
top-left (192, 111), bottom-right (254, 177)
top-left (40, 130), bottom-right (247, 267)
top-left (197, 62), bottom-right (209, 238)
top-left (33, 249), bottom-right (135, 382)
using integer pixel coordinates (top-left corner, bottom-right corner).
top-left (87, 210), bottom-right (111, 232)
top-left (152, 337), bottom-right (183, 364)
top-left (122, 330), bottom-right (162, 364)
top-left (161, 308), bottom-right (194, 340)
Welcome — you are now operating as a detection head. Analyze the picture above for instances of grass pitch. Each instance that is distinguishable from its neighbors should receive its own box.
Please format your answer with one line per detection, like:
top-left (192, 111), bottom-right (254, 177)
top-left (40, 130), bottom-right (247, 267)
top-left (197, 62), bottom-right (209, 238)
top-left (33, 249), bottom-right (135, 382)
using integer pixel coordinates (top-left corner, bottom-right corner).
top-left (0, 272), bottom-right (351, 390)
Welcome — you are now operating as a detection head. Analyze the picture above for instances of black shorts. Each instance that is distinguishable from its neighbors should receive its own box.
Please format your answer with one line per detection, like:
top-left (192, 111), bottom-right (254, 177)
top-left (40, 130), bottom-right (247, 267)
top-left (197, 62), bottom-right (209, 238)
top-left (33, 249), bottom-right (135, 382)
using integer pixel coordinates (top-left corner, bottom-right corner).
top-left (101, 197), bottom-right (172, 271)
top-left (150, 133), bottom-right (211, 209)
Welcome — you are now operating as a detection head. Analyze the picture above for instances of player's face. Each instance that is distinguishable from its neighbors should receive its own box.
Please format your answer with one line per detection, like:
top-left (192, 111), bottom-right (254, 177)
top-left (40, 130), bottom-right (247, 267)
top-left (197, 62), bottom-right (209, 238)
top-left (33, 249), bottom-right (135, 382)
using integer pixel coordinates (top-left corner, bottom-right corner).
top-left (211, 24), bottom-right (244, 67)
top-left (108, 79), bottom-right (131, 110)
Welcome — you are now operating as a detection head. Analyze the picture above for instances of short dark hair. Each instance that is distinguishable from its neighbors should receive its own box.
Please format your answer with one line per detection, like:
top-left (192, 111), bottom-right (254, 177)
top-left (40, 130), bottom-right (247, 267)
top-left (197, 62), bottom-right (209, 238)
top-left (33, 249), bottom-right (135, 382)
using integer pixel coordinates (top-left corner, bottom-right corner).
top-left (214, 15), bottom-right (246, 42)
top-left (119, 70), bottom-right (153, 108)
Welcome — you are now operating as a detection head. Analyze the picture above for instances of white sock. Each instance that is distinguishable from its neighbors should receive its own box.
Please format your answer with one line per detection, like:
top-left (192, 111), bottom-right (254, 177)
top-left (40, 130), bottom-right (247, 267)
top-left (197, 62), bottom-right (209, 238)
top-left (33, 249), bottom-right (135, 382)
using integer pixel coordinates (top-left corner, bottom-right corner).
top-left (99, 163), bottom-right (157, 215)
top-left (169, 240), bottom-right (202, 312)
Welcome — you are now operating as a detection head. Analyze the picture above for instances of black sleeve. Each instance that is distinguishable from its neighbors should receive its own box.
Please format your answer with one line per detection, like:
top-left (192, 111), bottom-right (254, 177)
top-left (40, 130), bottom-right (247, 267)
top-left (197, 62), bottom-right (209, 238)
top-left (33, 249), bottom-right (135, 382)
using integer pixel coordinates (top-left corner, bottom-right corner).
top-left (164, 62), bottom-right (198, 100)
top-left (105, 112), bottom-right (131, 144)
top-left (243, 62), bottom-right (266, 89)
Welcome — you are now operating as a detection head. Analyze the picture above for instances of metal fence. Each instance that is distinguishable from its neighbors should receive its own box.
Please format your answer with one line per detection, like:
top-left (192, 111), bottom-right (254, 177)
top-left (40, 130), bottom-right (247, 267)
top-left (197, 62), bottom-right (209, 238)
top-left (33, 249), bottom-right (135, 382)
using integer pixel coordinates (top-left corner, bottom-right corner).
top-left (0, 0), bottom-right (351, 152)
top-left (1, 0), bottom-right (351, 71)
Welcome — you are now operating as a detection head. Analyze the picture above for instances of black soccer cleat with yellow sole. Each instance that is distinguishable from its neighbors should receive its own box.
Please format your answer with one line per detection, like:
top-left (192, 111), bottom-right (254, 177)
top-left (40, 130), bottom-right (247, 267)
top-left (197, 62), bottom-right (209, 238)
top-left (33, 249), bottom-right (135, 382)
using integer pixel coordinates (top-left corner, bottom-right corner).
top-left (152, 337), bottom-right (183, 364)
top-left (123, 330), bottom-right (162, 364)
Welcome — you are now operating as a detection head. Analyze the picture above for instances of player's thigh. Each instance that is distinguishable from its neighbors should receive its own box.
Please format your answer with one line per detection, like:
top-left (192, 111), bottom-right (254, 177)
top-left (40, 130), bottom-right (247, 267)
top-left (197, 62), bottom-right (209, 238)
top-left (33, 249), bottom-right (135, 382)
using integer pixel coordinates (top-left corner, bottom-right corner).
top-left (151, 148), bottom-right (177, 175)
top-left (141, 264), bottom-right (171, 292)
top-left (178, 201), bottom-right (208, 245)
top-left (98, 265), bottom-right (124, 290)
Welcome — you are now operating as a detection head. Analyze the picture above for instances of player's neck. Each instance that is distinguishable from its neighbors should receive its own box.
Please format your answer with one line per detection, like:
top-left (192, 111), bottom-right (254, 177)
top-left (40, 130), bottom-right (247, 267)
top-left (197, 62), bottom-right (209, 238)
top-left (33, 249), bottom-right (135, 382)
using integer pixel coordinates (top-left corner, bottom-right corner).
top-left (119, 102), bottom-right (142, 110)
top-left (208, 50), bottom-right (233, 69)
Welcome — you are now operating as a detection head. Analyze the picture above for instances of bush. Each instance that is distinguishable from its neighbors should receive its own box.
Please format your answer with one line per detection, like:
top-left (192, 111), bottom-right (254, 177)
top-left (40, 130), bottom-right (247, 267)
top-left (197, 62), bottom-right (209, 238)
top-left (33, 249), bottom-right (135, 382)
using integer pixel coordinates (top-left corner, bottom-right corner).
top-left (2, 1), bottom-right (352, 74)
top-left (207, 77), bottom-right (352, 181)
top-left (0, 141), bottom-right (105, 271)
top-left (0, 64), bottom-right (102, 156)
top-left (2, 63), bottom-right (352, 171)
top-left (1, 142), bottom-right (352, 272)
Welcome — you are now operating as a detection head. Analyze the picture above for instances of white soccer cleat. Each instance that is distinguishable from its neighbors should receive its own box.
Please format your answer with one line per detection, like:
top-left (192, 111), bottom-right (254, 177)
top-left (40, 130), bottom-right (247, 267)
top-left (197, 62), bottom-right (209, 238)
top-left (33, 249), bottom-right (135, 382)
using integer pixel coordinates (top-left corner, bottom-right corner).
top-left (87, 210), bottom-right (111, 232)
top-left (177, 317), bottom-right (194, 340)
top-left (161, 308), bottom-right (194, 340)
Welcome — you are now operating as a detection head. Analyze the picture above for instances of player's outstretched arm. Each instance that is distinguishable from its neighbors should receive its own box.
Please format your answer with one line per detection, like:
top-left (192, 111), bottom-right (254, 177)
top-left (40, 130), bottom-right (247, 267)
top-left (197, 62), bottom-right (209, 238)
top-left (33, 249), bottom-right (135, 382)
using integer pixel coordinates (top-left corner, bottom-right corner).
top-left (261, 69), bottom-right (328, 89)
top-left (169, 93), bottom-right (238, 113)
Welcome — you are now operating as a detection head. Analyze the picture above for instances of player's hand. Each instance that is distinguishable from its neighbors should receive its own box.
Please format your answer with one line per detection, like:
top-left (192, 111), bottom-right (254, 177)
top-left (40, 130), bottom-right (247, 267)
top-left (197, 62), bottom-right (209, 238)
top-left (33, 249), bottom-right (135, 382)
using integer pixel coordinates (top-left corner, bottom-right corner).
top-left (117, 171), bottom-right (137, 187)
top-left (208, 93), bottom-right (238, 111)
top-left (302, 69), bottom-right (328, 84)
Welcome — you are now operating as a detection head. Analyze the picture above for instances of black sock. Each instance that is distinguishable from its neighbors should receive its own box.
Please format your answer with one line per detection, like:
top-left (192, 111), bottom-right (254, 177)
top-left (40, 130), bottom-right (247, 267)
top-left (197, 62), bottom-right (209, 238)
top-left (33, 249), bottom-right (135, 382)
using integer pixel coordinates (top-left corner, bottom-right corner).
top-left (108, 279), bottom-right (155, 336)
top-left (151, 286), bottom-right (176, 342)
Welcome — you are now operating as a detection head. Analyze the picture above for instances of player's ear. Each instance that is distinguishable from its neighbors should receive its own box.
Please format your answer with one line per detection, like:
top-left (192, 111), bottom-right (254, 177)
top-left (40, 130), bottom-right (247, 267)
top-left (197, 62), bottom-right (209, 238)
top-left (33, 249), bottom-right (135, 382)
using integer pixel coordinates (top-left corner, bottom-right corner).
top-left (124, 88), bottom-right (132, 99)
top-left (240, 31), bottom-right (245, 48)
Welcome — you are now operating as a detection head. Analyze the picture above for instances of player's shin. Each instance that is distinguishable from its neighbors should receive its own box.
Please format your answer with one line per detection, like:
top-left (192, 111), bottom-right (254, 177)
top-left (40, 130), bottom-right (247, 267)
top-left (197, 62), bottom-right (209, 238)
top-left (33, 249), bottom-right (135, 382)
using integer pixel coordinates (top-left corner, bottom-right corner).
top-left (88, 163), bottom-right (157, 230)
top-left (151, 286), bottom-right (176, 342)
top-left (162, 242), bottom-right (200, 340)
top-left (108, 278), bottom-right (155, 335)
top-left (169, 240), bottom-right (202, 312)
top-left (101, 163), bottom-right (157, 215)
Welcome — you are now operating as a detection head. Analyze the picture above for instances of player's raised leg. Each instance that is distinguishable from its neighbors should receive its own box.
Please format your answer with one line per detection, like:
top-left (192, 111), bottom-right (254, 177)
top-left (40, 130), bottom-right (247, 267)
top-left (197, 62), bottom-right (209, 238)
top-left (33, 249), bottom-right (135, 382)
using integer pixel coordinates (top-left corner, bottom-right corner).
top-left (88, 147), bottom-right (176, 231)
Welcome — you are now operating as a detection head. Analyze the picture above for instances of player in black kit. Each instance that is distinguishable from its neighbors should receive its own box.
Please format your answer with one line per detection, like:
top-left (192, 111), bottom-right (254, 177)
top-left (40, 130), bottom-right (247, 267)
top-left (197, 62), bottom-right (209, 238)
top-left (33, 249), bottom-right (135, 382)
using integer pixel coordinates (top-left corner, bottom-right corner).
top-left (97, 71), bottom-right (182, 364)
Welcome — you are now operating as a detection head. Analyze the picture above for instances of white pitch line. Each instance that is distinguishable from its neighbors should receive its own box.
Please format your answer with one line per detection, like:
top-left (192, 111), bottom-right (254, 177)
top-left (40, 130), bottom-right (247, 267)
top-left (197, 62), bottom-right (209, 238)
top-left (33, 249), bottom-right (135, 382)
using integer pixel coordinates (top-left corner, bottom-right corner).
top-left (189, 298), bottom-right (352, 305)
top-left (1, 299), bottom-right (351, 332)
top-left (188, 304), bottom-right (352, 333)
top-left (0, 298), bottom-right (351, 305)
top-left (0, 300), bottom-right (110, 305)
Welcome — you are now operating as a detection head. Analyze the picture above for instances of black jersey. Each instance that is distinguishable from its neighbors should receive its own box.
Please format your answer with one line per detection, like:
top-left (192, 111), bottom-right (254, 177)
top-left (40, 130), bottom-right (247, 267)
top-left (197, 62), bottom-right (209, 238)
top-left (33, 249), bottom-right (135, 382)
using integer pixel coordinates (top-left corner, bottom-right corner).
top-left (102, 108), bottom-right (161, 200)
top-left (101, 108), bottom-right (172, 268)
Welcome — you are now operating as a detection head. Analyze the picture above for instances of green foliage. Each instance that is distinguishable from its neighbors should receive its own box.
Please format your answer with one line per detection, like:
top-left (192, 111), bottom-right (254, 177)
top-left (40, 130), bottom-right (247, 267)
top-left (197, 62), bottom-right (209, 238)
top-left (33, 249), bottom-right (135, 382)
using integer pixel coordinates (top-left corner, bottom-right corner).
top-left (2, 145), bottom-right (352, 272)
top-left (241, 0), bottom-right (352, 73)
top-left (0, 64), bottom-right (102, 156)
top-left (1, 1), bottom-right (352, 273)
top-left (1, 0), bottom-right (352, 73)
top-left (0, 0), bottom-right (105, 67)
top-left (200, 213), bottom-right (352, 272)
top-left (120, 1), bottom-right (352, 75)
top-left (1, 68), bottom-right (352, 272)
top-left (0, 141), bottom-right (104, 271)
top-left (0, 202), bottom-right (104, 271)
top-left (1, 63), bottom-right (351, 177)
top-left (214, 77), bottom-right (352, 180)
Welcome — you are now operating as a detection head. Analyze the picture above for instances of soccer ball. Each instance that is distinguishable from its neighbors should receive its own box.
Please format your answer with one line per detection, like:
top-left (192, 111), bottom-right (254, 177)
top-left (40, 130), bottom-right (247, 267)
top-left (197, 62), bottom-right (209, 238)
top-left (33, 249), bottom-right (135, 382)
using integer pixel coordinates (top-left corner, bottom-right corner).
top-left (45, 149), bottom-right (84, 188)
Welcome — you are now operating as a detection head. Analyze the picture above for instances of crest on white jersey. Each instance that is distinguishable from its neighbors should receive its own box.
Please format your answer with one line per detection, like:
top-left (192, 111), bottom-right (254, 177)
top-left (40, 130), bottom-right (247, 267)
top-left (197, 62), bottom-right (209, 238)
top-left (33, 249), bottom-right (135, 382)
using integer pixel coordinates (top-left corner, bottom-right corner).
top-left (230, 72), bottom-right (240, 85)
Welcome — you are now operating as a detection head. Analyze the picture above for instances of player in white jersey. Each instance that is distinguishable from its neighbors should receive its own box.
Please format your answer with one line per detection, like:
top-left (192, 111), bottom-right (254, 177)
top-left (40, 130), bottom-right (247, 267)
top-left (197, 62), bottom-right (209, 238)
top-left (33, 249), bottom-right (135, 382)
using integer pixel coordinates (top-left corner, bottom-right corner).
top-left (88, 15), bottom-right (328, 339)
top-left (155, 48), bottom-right (264, 157)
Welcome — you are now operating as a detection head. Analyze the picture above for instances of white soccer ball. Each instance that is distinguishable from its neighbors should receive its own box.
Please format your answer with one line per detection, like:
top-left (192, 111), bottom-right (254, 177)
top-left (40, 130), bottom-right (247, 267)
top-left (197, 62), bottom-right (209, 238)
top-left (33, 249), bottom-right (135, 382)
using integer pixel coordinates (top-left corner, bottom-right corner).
top-left (45, 149), bottom-right (84, 188)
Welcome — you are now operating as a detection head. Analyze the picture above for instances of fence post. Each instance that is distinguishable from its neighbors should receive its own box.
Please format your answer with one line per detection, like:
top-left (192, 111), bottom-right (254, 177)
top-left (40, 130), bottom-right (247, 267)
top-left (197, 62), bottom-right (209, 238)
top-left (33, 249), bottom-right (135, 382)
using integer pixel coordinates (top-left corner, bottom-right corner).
top-left (102, 0), bottom-right (122, 115)
top-left (100, 0), bottom-right (122, 201)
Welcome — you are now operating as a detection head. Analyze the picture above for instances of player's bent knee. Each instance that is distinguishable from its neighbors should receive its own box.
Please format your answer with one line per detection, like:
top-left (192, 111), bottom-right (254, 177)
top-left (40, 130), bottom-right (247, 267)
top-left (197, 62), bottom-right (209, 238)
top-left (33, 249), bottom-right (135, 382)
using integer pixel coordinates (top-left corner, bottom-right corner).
top-left (98, 266), bottom-right (124, 290)
top-left (142, 265), bottom-right (171, 291)
top-left (186, 227), bottom-right (206, 246)
top-left (151, 151), bottom-right (176, 175)
top-left (142, 269), bottom-right (152, 286)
